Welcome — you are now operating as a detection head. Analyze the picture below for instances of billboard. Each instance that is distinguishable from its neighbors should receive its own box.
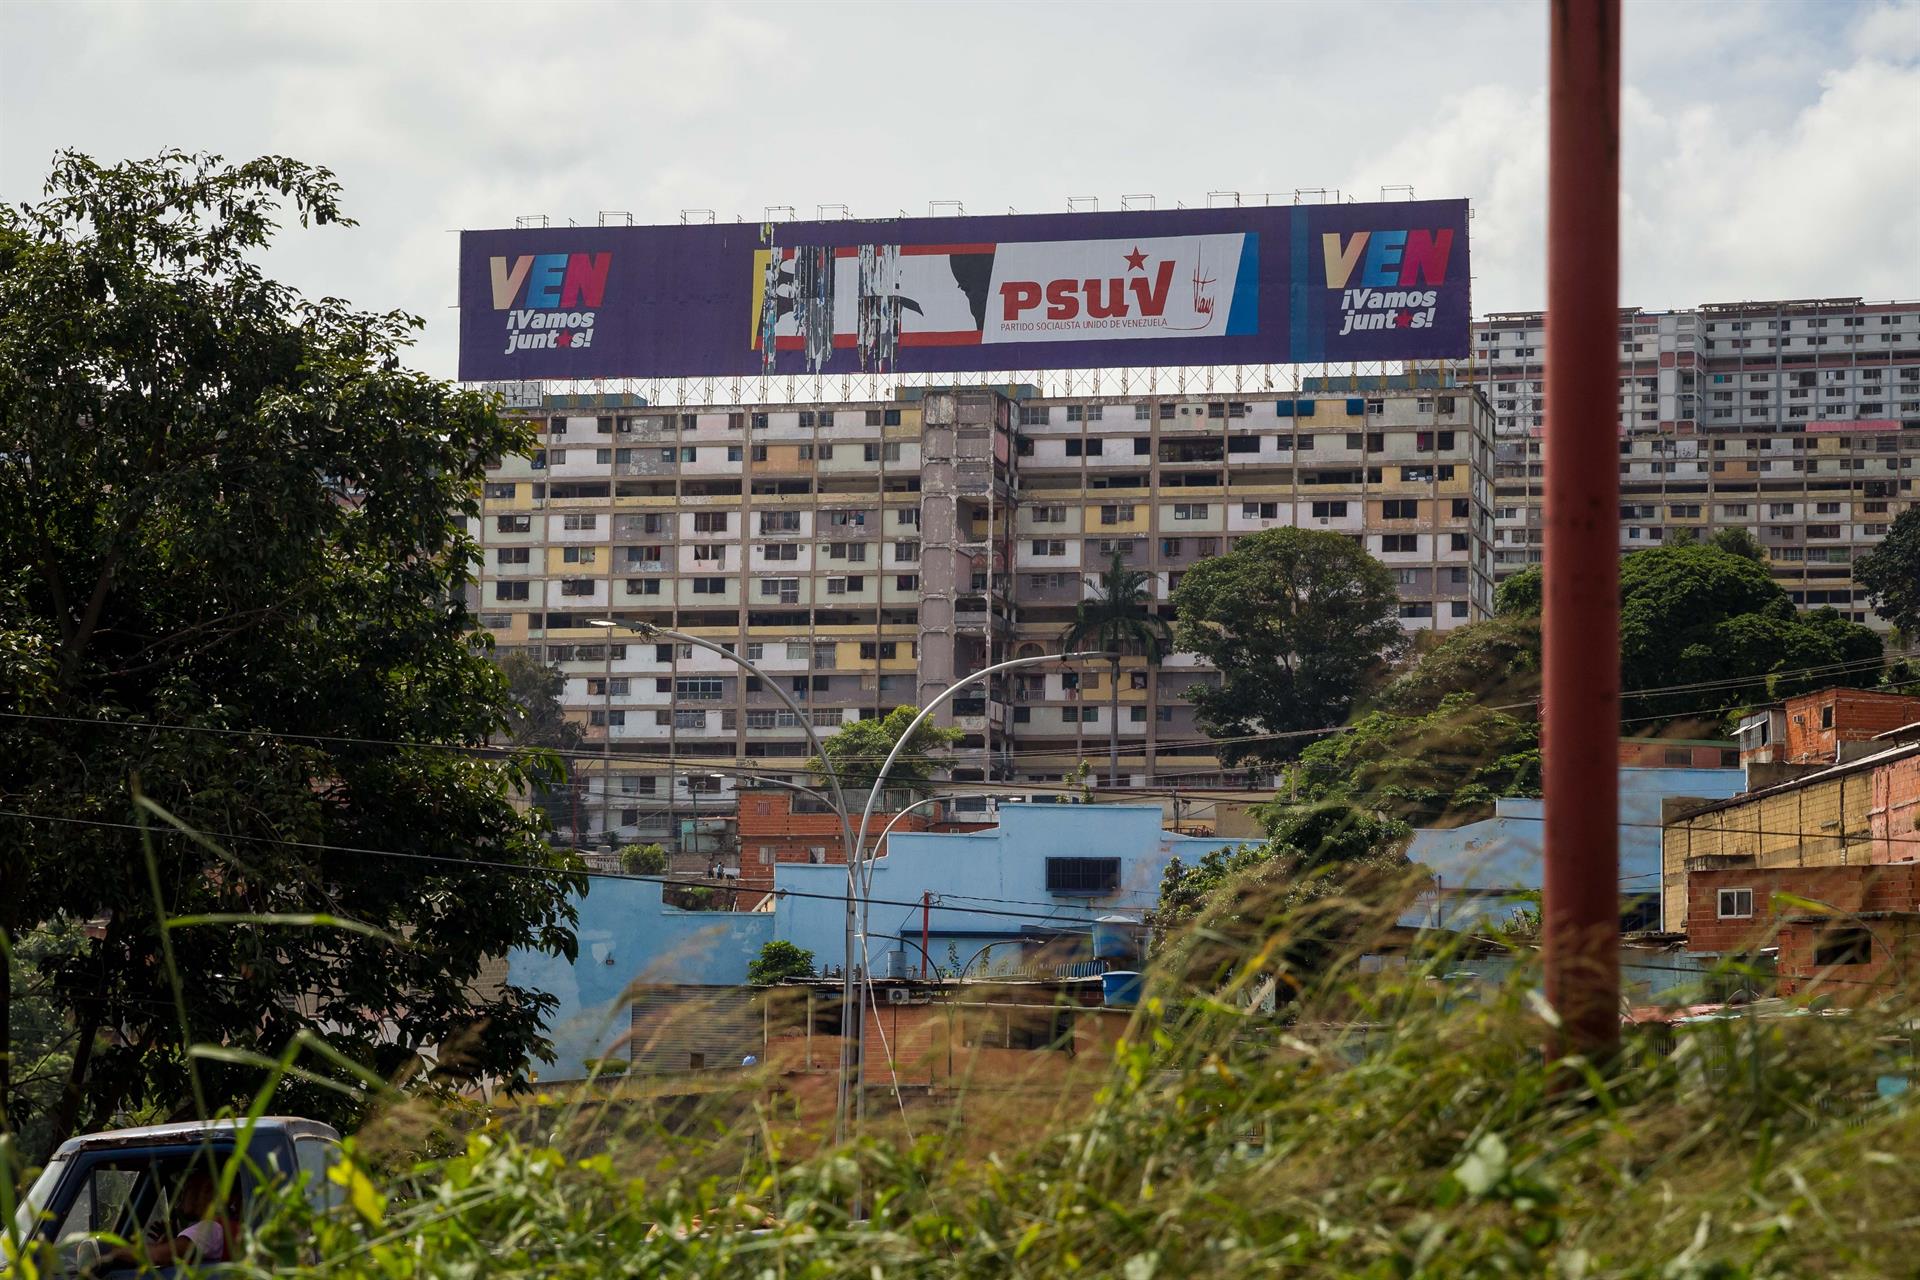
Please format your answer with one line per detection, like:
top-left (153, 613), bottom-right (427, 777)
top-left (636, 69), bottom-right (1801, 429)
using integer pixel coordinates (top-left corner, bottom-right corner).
top-left (458, 200), bottom-right (1468, 382)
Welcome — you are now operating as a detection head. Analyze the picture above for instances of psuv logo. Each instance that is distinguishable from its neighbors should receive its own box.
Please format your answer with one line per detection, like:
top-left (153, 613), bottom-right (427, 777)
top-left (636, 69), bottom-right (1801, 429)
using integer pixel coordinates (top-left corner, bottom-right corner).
top-left (490, 252), bottom-right (610, 355)
top-left (1321, 229), bottom-right (1454, 336)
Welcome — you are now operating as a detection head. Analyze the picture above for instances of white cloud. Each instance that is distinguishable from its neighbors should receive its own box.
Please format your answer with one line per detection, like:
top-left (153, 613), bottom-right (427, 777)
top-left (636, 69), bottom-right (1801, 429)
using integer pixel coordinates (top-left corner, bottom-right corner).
top-left (1, 0), bottom-right (1913, 376)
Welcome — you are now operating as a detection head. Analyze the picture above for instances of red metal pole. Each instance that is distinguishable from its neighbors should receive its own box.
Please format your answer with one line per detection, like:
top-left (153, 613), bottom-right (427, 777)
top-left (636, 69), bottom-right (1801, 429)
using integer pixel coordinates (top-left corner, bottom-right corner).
top-left (1543, 0), bottom-right (1622, 1060)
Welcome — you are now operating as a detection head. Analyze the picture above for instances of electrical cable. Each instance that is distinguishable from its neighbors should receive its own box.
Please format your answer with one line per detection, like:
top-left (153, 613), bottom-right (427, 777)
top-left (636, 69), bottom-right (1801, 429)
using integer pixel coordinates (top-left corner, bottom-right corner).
top-left (0, 808), bottom-right (1141, 927)
top-left (1, 646), bottom-right (1910, 767)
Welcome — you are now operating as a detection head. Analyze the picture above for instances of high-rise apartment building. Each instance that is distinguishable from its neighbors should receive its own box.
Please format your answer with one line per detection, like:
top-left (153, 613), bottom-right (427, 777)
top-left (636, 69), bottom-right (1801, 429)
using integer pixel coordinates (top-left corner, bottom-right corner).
top-left (1462, 298), bottom-right (1920, 626)
top-left (473, 386), bottom-right (1498, 851)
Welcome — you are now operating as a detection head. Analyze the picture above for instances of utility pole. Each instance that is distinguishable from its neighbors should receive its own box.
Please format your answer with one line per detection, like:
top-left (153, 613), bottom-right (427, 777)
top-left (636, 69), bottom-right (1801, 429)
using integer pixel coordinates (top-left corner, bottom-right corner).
top-left (921, 891), bottom-right (931, 980)
top-left (667, 639), bottom-right (678, 858)
top-left (1542, 0), bottom-right (1623, 1061)
top-left (601, 633), bottom-right (614, 846)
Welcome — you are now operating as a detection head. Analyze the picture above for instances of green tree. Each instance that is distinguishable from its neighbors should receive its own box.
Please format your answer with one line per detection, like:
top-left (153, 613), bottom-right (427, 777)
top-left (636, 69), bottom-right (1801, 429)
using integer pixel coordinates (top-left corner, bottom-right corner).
top-left (810, 706), bottom-right (963, 799)
top-left (1493, 567), bottom-right (1542, 616)
top-left (619, 844), bottom-right (668, 877)
top-left (1273, 613), bottom-right (1544, 826)
top-left (1618, 545), bottom-right (1881, 718)
top-left (1282, 694), bottom-right (1541, 827)
top-left (1709, 526), bottom-right (1767, 562)
top-left (1170, 528), bottom-right (1406, 766)
top-left (1855, 506), bottom-right (1920, 642)
top-left (1495, 546), bottom-right (1883, 720)
top-left (746, 940), bottom-right (817, 986)
top-left (0, 152), bottom-right (581, 1155)
top-left (1370, 611), bottom-right (1542, 715)
top-left (2, 918), bottom-right (88, 1155)
top-left (1062, 550), bottom-right (1174, 786)
top-left (498, 650), bottom-right (585, 841)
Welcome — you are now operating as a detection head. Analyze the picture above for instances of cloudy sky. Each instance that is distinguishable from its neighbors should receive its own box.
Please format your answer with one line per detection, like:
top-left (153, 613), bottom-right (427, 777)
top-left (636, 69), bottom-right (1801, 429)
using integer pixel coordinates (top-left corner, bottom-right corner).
top-left (3, 0), bottom-right (1916, 378)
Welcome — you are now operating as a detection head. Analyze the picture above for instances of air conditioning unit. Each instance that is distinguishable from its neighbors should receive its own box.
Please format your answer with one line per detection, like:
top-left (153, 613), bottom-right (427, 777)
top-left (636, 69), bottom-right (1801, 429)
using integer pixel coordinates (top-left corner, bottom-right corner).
top-left (886, 986), bottom-right (913, 1004)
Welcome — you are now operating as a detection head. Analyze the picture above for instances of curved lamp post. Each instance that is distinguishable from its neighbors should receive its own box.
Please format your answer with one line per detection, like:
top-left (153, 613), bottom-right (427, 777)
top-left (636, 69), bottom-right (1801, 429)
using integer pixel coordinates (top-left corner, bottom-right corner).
top-left (590, 618), bottom-right (863, 1139)
top-left (845, 650), bottom-right (1105, 1130)
top-left (958, 937), bottom-right (1039, 980)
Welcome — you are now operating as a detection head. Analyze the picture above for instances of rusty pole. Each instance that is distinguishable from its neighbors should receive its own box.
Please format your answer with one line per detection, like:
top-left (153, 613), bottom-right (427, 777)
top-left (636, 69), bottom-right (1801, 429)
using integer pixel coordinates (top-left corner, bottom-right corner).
top-left (1543, 0), bottom-right (1623, 1060)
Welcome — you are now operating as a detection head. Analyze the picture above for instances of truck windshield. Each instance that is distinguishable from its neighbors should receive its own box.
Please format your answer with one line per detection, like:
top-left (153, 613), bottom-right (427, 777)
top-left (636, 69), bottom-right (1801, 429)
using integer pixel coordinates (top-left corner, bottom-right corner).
top-left (4, 1155), bottom-right (68, 1266)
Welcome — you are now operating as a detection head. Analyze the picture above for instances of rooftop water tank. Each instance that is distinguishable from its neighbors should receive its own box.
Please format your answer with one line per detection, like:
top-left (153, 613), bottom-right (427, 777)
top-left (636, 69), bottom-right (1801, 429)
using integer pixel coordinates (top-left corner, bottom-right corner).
top-left (1092, 914), bottom-right (1145, 962)
top-left (1102, 970), bottom-right (1144, 1008)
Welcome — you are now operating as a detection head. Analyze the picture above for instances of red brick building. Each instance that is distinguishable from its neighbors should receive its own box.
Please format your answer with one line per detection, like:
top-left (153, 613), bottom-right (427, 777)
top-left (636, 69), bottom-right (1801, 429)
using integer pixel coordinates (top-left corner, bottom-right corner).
top-left (733, 790), bottom-right (991, 896)
top-left (1684, 863), bottom-right (1920, 997)
top-left (1780, 687), bottom-right (1920, 765)
top-left (1617, 738), bottom-right (1739, 769)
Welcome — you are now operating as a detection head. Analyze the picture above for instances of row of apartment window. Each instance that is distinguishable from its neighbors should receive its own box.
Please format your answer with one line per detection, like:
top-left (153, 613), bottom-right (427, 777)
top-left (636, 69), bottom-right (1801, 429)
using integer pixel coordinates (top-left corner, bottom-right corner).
top-left (564, 409), bottom-right (905, 432)
top-left (1016, 397), bottom-right (1459, 427)
top-left (1041, 430), bottom-right (1460, 458)
top-left (545, 442), bottom-right (911, 465)
top-left (491, 572), bottom-right (916, 601)
top-left (499, 512), bottom-right (927, 537)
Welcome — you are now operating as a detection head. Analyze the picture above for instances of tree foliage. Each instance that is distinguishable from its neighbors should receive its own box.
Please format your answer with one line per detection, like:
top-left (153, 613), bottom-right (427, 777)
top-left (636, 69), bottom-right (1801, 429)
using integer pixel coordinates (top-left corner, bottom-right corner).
top-left (1154, 802), bottom-right (1415, 991)
top-left (1062, 549), bottom-right (1174, 785)
top-left (1618, 545), bottom-right (1881, 718)
top-left (497, 651), bottom-right (584, 840)
top-left (746, 940), bottom-right (817, 986)
top-left (1855, 505), bottom-right (1920, 640)
top-left (1707, 526), bottom-right (1767, 562)
top-left (1371, 611), bottom-right (1543, 715)
top-left (1283, 694), bottom-right (1541, 827)
top-left (810, 706), bottom-right (963, 798)
top-left (619, 844), bottom-right (668, 877)
top-left (1170, 528), bottom-right (1406, 765)
top-left (0, 151), bottom-right (581, 1155)
top-left (1496, 545), bottom-right (1882, 721)
top-left (1493, 567), bottom-right (1542, 617)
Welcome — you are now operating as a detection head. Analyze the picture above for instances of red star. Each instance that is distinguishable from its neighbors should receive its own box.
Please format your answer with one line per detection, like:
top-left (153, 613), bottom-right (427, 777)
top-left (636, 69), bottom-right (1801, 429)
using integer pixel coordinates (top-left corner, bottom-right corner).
top-left (1124, 246), bottom-right (1148, 271)
top-left (557, 331), bottom-right (573, 346)
top-left (1395, 311), bottom-right (1413, 328)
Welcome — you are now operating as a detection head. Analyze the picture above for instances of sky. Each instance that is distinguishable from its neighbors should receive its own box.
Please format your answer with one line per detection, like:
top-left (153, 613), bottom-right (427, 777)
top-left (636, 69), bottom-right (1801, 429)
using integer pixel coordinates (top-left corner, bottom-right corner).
top-left (2, 0), bottom-right (1917, 379)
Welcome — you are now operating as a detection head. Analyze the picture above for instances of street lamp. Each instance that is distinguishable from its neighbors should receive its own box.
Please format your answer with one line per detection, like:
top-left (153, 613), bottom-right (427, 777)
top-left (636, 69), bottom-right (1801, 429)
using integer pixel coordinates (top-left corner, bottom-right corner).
top-left (590, 617), bottom-right (863, 1139)
top-left (844, 650), bottom-right (1104, 1131)
top-left (958, 937), bottom-right (1040, 980)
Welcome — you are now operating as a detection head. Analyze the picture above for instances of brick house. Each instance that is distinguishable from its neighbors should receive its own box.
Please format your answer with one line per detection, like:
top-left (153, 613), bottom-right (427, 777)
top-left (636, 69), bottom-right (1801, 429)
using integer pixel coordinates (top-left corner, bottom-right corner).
top-left (1662, 737), bottom-right (1920, 934)
top-left (1779, 687), bottom-right (1920, 765)
top-left (733, 788), bottom-right (991, 897)
top-left (1684, 863), bottom-right (1920, 997)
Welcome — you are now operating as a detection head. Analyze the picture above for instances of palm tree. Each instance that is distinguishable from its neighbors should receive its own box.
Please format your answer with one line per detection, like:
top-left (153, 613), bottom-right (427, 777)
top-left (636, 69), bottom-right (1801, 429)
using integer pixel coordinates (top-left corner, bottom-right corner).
top-left (1063, 550), bottom-right (1174, 788)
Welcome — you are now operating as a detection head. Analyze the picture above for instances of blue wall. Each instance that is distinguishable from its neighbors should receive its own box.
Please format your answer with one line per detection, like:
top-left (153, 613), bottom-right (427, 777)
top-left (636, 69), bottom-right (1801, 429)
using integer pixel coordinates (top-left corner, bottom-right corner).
top-left (1401, 766), bottom-right (1748, 931)
top-left (507, 879), bottom-right (772, 1077)
top-left (775, 803), bottom-right (1239, 976)
top-left (507, 803), bottom-right (1237, 1074)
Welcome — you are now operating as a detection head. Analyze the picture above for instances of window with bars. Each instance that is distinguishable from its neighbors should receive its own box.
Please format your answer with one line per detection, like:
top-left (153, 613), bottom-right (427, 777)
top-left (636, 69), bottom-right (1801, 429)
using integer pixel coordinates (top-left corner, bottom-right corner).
top-left (1045, 857), bottom-right (1121, 895)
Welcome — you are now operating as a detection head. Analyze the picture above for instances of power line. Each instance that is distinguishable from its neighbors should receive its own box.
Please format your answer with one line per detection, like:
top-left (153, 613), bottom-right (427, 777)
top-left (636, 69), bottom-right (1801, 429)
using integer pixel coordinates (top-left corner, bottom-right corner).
top-left (2, 646), bottom-right (1908, 768)
top-left (0, 707), bottom-right (1347, 765)
top-left (0, 809), bottom-right (1140, 927)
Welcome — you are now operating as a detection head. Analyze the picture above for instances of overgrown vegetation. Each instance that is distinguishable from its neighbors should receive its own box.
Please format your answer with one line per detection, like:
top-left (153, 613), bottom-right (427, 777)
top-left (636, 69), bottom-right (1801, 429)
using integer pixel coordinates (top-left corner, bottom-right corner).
top-left (0, 152), bottom-right (583, 1155)
top-left (618, 843), bottom-right (668, 877)
top-left (746, 940), bottom-right (816, 986)
top-left (1171, 527), bottom-right (1407, 765)
top-left (809, 706), bottom-right (964, 797)
top-left (12, 930), bottom-right (1912, 1277)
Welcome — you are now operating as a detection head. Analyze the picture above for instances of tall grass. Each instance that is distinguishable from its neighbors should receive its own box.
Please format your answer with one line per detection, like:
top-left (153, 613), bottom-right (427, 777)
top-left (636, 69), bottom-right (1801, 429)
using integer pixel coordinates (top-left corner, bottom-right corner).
top-left (6, 822), bottom-right (1917, 1277)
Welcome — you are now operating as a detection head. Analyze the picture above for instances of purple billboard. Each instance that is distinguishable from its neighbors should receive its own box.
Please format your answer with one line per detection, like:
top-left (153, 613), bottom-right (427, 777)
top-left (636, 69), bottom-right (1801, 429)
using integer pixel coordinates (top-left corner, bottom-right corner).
top-left (458, 200), bottom-right (1468, 381)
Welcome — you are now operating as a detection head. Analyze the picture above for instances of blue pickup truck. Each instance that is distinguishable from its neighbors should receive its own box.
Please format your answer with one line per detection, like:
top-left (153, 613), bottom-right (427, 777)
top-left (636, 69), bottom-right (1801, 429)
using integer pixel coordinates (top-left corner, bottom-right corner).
top-left (6, 1117), bottom-right (342, 1276)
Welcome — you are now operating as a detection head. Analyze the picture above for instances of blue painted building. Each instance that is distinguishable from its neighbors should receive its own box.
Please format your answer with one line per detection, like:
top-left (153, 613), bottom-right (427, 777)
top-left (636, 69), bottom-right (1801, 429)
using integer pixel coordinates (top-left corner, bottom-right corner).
top-left (775, 803), bottom-right (1239, 976)
top-left (1400, 765), bottom-right (1748, 933)
top-left (507, 878), bottom-right (773, 1076)
top-left (508, 803), bottom-right (1240, 1074)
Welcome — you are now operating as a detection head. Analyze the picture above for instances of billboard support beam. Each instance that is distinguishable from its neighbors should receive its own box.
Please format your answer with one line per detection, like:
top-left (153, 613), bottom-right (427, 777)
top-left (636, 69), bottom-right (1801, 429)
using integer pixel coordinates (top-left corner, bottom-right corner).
top-left (1542, 0), bottom-right (1622, 1063)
